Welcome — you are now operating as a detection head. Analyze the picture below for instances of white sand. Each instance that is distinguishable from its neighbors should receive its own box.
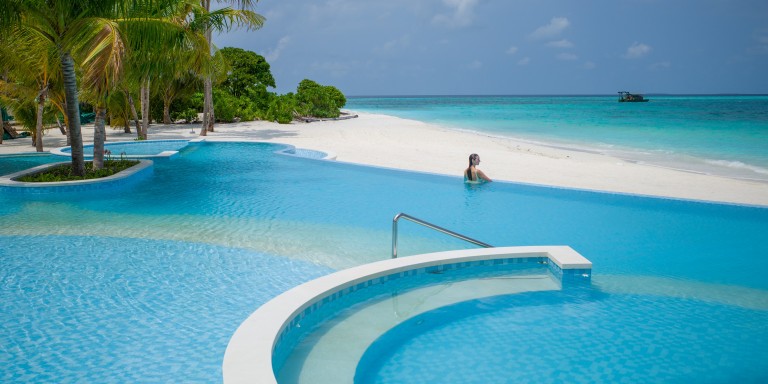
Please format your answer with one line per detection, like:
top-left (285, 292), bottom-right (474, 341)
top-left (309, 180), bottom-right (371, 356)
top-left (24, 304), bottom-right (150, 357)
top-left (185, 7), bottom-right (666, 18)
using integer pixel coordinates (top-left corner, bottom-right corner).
top-left (2, 112), bottom-right (767, 206)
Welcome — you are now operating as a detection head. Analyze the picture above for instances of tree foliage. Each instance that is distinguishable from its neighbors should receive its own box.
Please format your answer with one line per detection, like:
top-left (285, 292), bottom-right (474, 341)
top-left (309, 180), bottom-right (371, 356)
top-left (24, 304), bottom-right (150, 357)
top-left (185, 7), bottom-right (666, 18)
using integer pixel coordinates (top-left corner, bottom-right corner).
top-left (295, 79), bottom-right (346, 119)
top-left (219, 47), bottom-right (275, 97)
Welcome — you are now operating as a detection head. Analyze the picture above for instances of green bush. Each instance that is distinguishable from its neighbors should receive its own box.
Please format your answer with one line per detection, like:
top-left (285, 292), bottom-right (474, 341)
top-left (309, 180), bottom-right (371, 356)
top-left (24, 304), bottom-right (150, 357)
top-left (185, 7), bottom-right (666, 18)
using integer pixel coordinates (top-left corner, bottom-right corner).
top-left (19, 159), bottom-right (140, 182)
top-left (265, 93), bottom-right (297, 124)
top-left (295, 79), bottom-right (346, 118)
top-left (213, 89), bottom-right (239, 123)
top-left (172, 108), bottom-right (198, 123)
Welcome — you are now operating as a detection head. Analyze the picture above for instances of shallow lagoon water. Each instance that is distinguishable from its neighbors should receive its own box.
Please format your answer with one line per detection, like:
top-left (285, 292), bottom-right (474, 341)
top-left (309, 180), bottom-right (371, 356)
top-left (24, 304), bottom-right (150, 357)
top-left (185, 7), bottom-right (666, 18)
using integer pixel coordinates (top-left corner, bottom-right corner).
top-left (1, 141), bottom-right (767, 382)
top-left (348, 95), bottom-right (768, 181)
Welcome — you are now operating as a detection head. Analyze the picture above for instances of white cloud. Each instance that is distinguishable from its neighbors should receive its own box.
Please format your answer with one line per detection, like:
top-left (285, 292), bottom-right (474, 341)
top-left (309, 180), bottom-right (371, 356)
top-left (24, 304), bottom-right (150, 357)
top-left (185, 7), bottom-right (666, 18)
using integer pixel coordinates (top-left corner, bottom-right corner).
top-left (264, 36), bottom-right (291, 62)
top-left (433, 0), bottom-right (479, 28)
top-left (468, 60), bottom-right (482, 69)
top-left (583, 61), bottom-right (596, 70)
top-left (624, 42), bottom-right (652, 59)
top-left (530, 17), bottom-right (570, 39)
top-left (557, 52), bottom-right (578, 61)
top-left (546, 39), bottom-right (574, 48)
top-left (518, 57), bottom-right (531, 66)
top-left (506, 46), bottom-right (518, 55)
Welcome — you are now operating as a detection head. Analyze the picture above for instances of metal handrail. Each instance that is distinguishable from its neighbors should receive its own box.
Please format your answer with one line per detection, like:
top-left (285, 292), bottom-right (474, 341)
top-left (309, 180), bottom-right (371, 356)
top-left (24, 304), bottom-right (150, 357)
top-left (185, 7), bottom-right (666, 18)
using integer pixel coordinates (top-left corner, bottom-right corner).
top-left (391, 213), bottom-right (493, 258)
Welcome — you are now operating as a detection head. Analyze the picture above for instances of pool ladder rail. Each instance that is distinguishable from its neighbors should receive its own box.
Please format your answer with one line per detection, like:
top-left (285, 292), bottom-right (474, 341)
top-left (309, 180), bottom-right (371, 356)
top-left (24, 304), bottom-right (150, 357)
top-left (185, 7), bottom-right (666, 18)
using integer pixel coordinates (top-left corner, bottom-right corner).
top-left (391, 213), bottom-right (493, 258)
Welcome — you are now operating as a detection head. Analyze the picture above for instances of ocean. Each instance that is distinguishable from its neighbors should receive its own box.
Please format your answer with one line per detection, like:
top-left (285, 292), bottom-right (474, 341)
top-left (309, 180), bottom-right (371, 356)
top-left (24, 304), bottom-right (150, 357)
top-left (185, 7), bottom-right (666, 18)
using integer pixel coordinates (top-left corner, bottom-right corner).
top-left (346, 95), bottom-right (768, 182)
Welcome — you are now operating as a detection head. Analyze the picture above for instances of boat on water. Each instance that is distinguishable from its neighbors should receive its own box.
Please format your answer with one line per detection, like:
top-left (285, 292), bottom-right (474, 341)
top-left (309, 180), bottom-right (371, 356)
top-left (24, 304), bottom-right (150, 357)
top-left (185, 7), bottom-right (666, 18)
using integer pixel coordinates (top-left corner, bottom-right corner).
top-left (618, 91), bottom-right (649, 102)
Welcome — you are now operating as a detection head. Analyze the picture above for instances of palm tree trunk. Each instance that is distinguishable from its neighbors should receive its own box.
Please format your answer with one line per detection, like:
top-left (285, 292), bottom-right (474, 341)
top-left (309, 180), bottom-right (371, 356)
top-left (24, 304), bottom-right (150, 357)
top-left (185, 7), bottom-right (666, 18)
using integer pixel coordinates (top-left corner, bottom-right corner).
top-left (61, 52), bottom-right (85, 176)
top-left (200, 76), bottom-right (210, 136)
top-left (126, 90), bottom-right (141, 138)
top-left (0, 109), bottom-right (4, 145)
top-left (163, 93), bottom-right (172, 124)
top-left (123, 115), bottom-right (131, 133)
top-left (56, 115), bottom-right (66, 135)
top-left (34, 84), bottom-right (48, 152)
top-left (140, 78), bottom-right (150, 139)
top-left (62, 99), bottom-right (71, 146)
top-left (92, 106), bottom-right (106, 170)
top-left (202, 13), bottom-right (214, 133)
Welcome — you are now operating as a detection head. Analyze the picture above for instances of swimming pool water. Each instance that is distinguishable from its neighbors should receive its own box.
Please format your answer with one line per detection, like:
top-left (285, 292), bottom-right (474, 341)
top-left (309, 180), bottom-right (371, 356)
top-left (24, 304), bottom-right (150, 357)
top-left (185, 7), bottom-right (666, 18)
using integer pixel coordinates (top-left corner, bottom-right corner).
top-left (0, 154), bottom-right (61, 176)
top-left (0, 235), bottom-right (332, 382)
top-left (356, 290), bottom-right (768, 383)
top-left (56, 139), bottom-right (190, 157)
top-left (1, 141), bottom-right (767, 382)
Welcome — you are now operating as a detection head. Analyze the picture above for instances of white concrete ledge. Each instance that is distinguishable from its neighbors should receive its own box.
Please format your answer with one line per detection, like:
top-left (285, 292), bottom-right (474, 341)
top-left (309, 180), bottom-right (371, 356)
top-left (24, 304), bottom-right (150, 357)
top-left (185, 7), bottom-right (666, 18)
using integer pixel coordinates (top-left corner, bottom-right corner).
top-left (0, 160), bottom-right (153, 193)
top-left (223, 246), bottom-right (591, 384)
top-left (50, 139), bottom-right (188, 159)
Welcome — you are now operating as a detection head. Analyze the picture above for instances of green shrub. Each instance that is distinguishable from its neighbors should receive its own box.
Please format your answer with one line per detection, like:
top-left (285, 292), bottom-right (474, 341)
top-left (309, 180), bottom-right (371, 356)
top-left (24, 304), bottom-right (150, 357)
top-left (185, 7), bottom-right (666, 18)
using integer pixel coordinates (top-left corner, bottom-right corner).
top-left (295, 79), bottom-right (346, 118)
top-left (19, 159), bottom-right (140, 182)
top-left (265, 93), bottom-right (297, 124)
top-left (172, 108), bottom-right (198, 123)
top-left (213, 89), bottom-right (239, 123)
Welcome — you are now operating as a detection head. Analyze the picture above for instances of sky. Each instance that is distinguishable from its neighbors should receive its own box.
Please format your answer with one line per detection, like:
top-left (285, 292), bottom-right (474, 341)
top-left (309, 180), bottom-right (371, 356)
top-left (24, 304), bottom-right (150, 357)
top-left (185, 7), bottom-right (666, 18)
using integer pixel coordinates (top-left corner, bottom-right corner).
top-left (214, 0), bottom-right (768, 96)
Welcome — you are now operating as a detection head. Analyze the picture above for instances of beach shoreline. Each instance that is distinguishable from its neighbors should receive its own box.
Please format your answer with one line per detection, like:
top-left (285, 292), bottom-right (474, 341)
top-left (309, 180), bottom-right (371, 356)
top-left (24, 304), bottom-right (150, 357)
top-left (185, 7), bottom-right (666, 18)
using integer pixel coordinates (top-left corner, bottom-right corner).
top-left (2, 111), bottom-right (767, 206)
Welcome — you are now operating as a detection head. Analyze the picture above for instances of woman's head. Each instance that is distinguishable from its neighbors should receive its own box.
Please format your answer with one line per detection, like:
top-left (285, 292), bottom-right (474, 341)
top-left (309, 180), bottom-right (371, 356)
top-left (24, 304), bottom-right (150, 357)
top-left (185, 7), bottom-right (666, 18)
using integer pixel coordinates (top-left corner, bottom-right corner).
top-left (466, 154), bottom-right (480, 180)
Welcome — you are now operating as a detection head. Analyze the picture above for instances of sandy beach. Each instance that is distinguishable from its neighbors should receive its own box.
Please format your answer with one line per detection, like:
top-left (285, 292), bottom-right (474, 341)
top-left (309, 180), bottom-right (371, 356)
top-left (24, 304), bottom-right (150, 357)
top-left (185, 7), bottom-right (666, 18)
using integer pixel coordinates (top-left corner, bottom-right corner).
top-left (2, 111), bottom-right (767, 206)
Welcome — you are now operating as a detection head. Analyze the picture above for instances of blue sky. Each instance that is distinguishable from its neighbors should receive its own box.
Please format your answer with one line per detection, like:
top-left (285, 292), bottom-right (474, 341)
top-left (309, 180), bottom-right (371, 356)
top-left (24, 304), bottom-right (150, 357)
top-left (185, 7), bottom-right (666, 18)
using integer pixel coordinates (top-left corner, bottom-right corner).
top-left (214, 0), bottom-right (768, 96)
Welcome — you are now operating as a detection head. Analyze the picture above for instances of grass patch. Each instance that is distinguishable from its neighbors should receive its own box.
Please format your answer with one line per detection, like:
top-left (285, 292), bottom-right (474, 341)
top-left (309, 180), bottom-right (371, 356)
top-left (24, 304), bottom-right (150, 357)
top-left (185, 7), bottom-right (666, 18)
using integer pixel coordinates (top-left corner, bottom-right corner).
top-left (19, 159), bottom-right (141, 182)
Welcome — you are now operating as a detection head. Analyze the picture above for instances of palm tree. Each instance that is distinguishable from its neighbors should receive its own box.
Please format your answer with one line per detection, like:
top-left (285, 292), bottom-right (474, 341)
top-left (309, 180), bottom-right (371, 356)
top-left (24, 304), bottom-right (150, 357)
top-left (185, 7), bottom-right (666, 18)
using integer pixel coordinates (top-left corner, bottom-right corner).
top-left (1, 0), bottom-right (124, 175)
top-left (0, 0), bottom-right (211, 175)
top-left (0, 23), bottom-right (63, 152)
top-left (197, 0), bottom-right (264, 136)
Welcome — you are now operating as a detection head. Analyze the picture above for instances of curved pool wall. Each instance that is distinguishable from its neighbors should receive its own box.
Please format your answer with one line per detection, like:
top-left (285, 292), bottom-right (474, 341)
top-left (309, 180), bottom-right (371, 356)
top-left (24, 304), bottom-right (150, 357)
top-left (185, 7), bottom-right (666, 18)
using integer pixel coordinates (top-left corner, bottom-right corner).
top-left (48, 138), bottom-right (333, 161)
top-left (51, 139), bottom-right (192, 159)
top-left (0, 160), bottom-right (153, 196)
top-left (223, 246), bottom-right (591, 384)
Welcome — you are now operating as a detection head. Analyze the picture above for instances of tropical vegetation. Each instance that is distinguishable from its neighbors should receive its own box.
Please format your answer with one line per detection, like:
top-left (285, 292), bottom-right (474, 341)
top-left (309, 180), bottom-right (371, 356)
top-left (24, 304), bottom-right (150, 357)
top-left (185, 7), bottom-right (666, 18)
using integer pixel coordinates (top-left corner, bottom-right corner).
top-left (0, 0), bottom-right (346, 178)
top-left (18, 158), bottom-right (140, 182)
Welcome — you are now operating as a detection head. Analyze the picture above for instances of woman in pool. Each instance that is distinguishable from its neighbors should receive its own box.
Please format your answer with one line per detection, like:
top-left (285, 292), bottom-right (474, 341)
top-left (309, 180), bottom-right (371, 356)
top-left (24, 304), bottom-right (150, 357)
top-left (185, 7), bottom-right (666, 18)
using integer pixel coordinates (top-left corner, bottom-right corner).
top-left (464, 153), bottom-right (492, 183)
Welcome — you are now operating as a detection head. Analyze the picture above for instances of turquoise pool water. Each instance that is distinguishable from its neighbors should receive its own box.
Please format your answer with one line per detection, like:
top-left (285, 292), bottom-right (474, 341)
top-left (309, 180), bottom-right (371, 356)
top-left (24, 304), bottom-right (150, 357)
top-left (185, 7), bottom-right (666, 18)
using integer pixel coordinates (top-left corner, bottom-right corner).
top-left (355, 289), bottom-right (767, 383)
top-left (0, 154), bottom-right (61, 176)
top-left (1, 141), bottom-right (767, 382)
top-left (56, 139), bottom-right (190, 157)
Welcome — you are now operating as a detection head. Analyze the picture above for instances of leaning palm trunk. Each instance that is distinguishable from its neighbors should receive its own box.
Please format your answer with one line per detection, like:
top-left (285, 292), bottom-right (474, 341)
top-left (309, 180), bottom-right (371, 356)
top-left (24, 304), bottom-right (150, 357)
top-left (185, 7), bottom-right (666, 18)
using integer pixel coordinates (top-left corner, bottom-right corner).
top-left (126, 90), bottom-right (141, 138)
top-left (34, 85), bottom-right (48, 152)
top-left (61, 52), bottom-right (85, 176)
top-left (92, 107), bottom-right (107, 170)
top-left (56, 115), bottom-right (67, 136)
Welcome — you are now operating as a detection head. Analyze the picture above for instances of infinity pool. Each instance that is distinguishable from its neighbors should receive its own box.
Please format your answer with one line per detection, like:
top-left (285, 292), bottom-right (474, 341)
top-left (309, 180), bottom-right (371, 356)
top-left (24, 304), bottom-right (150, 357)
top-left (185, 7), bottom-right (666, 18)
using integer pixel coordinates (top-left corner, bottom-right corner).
top-left (1, 141), bottom-right (767, 382)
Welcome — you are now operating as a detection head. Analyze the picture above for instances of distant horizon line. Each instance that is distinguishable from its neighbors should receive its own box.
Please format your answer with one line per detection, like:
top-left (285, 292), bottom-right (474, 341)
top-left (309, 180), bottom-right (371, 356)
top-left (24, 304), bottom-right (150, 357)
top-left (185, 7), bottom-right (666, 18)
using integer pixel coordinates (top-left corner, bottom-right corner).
top-left (347, 93), bottom-right (768, 98)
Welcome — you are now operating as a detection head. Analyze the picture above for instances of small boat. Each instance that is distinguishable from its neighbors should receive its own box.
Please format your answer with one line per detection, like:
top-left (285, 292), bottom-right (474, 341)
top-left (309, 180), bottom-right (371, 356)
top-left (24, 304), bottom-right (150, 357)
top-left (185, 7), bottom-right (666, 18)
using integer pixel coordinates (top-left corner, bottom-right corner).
top-left (618, 91), bottom-right (649, 102)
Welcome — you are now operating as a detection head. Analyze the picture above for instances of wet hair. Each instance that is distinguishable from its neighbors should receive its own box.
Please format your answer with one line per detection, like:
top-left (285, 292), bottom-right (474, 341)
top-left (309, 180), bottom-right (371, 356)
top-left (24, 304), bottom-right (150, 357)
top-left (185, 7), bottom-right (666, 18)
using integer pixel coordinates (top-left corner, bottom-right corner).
top-left (466, 153), bottom-right (479, 180)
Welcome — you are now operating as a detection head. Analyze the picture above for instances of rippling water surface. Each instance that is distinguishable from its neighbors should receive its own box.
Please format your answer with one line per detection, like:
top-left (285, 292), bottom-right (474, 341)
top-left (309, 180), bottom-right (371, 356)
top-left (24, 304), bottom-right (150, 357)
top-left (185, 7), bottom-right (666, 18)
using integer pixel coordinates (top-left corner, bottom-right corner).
top-left (1, 142), bottom-right (767, 382)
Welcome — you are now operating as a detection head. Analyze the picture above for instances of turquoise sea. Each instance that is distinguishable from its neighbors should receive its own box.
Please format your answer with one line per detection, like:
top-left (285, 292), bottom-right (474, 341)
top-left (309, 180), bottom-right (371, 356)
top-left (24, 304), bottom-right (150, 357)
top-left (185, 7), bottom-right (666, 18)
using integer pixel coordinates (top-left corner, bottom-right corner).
top-left (346, 95), bottom-right (768, 182)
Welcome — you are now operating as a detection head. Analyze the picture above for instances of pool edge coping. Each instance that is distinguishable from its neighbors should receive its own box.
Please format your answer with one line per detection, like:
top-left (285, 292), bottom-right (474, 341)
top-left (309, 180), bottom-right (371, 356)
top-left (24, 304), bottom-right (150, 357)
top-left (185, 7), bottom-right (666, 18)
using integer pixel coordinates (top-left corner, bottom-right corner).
top-left (0, 159), bottom-right (153, 189)
top-left (223, 245), bottom-right (591, 384)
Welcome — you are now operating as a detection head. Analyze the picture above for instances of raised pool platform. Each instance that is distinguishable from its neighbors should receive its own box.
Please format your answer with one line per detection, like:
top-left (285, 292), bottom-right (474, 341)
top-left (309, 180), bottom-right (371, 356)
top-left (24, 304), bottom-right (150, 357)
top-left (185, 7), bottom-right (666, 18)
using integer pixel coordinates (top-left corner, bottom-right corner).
top-left (223, 246), bottom-right (591, 384)
top-left (0, 160), bottom-right (153, 195)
